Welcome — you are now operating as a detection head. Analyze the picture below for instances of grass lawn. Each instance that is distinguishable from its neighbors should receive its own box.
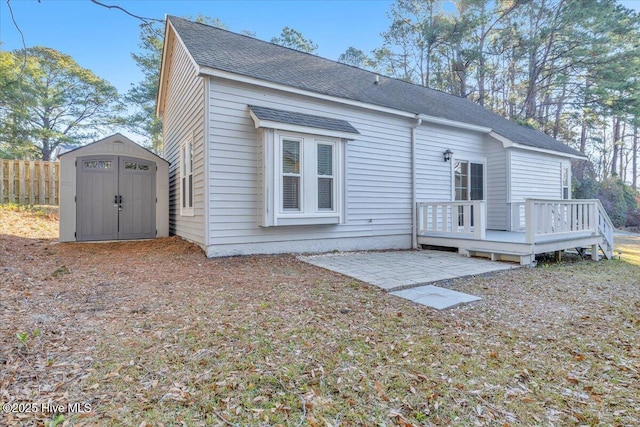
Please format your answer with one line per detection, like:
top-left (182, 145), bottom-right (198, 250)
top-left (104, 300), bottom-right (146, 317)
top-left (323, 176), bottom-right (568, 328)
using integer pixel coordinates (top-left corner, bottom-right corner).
top-left (1, 204), bottom-right (638, 426)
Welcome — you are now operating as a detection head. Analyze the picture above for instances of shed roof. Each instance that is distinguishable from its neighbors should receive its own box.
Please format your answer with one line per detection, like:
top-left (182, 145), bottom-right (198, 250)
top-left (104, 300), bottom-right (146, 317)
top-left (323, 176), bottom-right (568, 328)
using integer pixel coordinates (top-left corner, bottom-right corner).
top-left (59, 133), bottom-right (168, 163)
top-left (167, 16), bottom-right (583, 158)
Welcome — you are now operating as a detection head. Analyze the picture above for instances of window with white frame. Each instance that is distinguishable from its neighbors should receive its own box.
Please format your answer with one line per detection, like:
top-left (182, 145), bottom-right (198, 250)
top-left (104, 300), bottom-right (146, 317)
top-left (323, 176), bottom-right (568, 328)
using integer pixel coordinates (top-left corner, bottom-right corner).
top-left (453, 159), bottom-right (485, 226)
top-left (277, 134), bottom-right (338, 217)
top-left (282, 138), bottom-right (302, 211)
top-left (257, 130), bottom-right (343, 227)
top-left (316, 143), bottom-right (334, 211)
top-left (180, 139), bottom-right (194, 216)
top-left (562, 164), bottom-right (570, 199)
top-left (454, 160), bottom-right (484, 201)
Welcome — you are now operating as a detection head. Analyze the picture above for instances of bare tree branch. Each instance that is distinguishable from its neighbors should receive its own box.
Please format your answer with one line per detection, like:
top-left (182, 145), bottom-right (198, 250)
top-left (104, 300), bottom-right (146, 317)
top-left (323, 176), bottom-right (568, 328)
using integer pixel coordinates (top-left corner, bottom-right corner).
top-left (5, 0), bottom-right (27, 101)
top-left (89, 0), bottom-right (162, 24)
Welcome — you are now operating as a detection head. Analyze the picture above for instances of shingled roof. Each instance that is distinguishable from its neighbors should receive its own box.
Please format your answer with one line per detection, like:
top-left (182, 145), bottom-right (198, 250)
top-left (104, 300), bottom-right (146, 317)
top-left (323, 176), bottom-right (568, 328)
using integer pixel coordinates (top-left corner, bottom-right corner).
top-left (249, 105), bottom-right (360, 135)
top-left (167, 16), bottom-right (583, 158)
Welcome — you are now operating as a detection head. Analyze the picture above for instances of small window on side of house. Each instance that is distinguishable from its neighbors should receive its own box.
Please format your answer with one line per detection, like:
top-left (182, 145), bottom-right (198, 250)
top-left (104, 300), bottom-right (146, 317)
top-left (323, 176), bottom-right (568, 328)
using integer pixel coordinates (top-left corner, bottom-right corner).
top-left (562, 165), bottom-right (570, 199)
top-left (180, 139), bottom-right (194, 216)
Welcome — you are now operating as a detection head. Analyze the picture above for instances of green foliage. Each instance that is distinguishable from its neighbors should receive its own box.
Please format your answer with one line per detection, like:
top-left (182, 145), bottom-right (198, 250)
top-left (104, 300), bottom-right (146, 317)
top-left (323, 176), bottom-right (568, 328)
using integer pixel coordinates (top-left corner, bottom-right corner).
top-left (270, 27), bottom-right (318, 53)
top-left (337, 47), bottom-right (373, 69)
top-left (15, 329), bottom-right (41, 353)
top-left (48, 414), bottom-right (65, 427)
top-left (125, 16), bottom-right (227, 153)
top-left (572, 160), bottom-right (599, 200)
top-left (123, 22), bottom-right (165, 152)
top-left (0, 47), bottom-right (121, 160)
top-left (597, 178), bottom-right (639, 227)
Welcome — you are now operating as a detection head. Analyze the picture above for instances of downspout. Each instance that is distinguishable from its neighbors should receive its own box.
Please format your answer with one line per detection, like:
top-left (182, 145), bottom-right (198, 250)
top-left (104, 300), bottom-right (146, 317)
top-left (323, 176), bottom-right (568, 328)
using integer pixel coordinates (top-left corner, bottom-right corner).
top-left (203, 77), bottom-right (210, 250)
top-left (411, 115), bottom-right (422, 249)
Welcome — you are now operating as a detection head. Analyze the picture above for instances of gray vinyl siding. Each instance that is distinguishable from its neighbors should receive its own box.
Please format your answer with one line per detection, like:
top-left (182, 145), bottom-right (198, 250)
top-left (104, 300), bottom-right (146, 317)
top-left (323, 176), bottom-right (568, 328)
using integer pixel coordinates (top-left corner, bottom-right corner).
top-left (415, 124), bottom-right (487, 202)
top-left (207, 78), bottom-right (412, 253)
top-left (510, 149), bottom-right (567, 202)
top-left (162, 37), bottom-right (206, 245)
top-left (486, 139), bottom-right (507, 230)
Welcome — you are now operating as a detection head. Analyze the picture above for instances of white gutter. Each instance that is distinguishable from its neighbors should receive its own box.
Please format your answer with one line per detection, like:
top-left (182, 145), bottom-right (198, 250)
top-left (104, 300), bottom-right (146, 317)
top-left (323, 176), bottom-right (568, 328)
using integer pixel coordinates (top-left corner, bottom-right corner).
top-left (411, 115), bottom-right (422, 250)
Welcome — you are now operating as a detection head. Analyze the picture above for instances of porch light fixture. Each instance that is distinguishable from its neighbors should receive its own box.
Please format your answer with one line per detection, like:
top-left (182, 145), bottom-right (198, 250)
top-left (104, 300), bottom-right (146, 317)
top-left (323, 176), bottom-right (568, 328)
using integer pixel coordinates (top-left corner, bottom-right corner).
top-left (443, 149), bottom-right (453, 162)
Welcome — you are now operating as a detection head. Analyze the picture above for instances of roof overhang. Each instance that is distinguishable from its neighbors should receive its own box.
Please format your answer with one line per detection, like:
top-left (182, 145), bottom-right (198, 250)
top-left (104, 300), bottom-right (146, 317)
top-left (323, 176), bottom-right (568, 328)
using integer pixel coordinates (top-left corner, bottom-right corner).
top-left (248, 105), bottom-right (360, 140)
top-left (156, 17), bottom-right (174, 118)
top-left (489, 131), bottom-right (587, 159)
top-left (156, 17), bottom-right (200, 118)
top-left (59, 133), bottom-right (169, 163)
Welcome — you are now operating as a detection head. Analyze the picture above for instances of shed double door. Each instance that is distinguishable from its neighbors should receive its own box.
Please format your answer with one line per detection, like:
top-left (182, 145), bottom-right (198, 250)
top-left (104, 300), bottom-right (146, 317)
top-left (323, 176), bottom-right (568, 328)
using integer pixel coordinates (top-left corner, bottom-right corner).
top-left (76, 156), bottom-right (156, 241)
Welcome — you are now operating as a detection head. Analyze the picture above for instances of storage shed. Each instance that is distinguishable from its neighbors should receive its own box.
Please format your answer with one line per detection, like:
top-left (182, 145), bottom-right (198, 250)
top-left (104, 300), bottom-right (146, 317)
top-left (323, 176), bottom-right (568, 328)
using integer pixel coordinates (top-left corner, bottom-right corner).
top-left (59, 134), bottom-right (169, 242)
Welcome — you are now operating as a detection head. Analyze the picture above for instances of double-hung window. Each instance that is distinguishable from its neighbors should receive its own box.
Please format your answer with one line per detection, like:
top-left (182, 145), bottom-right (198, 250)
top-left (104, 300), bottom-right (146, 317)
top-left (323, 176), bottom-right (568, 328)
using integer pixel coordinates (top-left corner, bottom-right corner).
top-left (316, 143), bottom-right (334, 211)
top-left (282, 138), bottom-right (302, 211)
top-left (562, 164), bottom-right (570, 199)
top-left (275, 134), bottom-right (339, 223)
top-left (180, 139), bottom-right (194, 216)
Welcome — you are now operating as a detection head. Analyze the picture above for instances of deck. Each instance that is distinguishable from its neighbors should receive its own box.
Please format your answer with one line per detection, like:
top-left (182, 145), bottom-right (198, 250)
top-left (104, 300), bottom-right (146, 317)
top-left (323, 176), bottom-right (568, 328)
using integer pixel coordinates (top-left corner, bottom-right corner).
top-left (416, 199), bottom-right (614, 265)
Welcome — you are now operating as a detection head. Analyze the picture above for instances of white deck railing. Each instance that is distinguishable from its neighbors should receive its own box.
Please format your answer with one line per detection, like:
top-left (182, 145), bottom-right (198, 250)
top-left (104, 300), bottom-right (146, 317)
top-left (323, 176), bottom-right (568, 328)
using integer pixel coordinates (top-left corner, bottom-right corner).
top-left (522, 199), bottom-right (600, 243)
top-left (418, 199), bottom-right (614, 258)
top-left (417, 201), bottom-right (486, 240)
top-left (512, 199), bottom-right (613, 257)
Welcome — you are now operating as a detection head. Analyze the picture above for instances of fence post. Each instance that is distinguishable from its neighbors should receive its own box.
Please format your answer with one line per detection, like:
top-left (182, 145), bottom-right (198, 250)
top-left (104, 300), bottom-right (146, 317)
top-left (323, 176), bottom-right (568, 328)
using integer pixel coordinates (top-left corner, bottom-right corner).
top-left (39, 162), bottom-right (46, 205)
top-left (8, 161), bottom-right (15, 203)
top-left (49, 162), bottom-right (60, 205)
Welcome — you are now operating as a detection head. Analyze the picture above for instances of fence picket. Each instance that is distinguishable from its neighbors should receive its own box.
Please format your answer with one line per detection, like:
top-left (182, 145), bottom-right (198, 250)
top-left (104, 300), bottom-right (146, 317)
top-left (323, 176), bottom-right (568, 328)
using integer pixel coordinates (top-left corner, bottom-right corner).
top-left (0, 159), bottom-right (60, 206)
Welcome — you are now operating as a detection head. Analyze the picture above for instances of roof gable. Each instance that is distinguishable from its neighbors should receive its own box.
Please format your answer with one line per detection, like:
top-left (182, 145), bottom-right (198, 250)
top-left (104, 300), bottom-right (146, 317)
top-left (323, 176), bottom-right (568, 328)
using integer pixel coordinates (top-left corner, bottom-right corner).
top-left (59, 133), bottom-right (168, 163)
top-left (166, 16), bottom-right (584, 158)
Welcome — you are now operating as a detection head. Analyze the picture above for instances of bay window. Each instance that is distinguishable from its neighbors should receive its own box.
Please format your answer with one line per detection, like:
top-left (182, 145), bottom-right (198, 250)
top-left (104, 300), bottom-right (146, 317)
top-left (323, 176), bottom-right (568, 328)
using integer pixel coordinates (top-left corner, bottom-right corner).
top-left (250, 105), bottom-right (358, 227)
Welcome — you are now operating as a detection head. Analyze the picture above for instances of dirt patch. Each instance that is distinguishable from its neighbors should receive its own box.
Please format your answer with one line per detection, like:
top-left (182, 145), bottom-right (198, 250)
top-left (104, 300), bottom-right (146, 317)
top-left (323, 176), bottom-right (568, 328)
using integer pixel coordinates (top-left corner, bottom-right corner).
top-left (1, 206), bottom-right (639, 426)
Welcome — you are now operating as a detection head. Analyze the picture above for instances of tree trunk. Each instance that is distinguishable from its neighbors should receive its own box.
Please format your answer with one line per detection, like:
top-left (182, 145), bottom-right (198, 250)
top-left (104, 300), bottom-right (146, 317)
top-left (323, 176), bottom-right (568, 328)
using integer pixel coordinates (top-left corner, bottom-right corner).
top-left (633, 125), bottom-right (638, 191)
top-left (611, 117), bottom-right (620, 177)
top-left (580, 121), bottom-right (588, 153)
top-left (620, 121), bottom-right (626, 179)
top-left (553, 82), bottom-right (567, 139)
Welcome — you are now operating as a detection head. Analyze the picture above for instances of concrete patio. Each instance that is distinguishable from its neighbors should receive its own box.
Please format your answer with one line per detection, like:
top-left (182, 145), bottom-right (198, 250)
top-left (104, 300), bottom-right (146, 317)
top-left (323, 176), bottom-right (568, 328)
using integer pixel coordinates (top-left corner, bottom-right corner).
top-left (299, 249), bottom-right (518, 309)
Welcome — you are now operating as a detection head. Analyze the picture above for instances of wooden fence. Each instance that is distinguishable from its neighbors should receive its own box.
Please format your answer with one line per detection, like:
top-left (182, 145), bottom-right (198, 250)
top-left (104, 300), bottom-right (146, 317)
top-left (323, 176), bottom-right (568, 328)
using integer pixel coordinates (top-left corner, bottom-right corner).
top-left (0, 160), bottom-right (60, 205)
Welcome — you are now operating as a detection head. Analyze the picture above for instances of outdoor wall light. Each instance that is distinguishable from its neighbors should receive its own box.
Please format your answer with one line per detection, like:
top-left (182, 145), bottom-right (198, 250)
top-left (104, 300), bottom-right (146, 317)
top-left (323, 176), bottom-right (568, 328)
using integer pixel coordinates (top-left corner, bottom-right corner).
top-left (443, 149), bottom-right (453, 162)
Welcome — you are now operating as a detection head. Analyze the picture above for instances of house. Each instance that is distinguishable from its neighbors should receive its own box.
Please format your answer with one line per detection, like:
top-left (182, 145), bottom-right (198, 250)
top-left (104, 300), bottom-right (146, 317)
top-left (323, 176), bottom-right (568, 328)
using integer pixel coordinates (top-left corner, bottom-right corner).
top-left (156, 16), bottom-right (613, 264)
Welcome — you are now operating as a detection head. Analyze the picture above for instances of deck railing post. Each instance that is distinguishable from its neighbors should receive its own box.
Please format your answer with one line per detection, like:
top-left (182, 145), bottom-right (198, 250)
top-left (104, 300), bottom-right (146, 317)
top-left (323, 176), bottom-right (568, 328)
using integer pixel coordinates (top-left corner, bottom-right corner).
top-left (525, 199), bottom-right (535, 243)
top-left (589, 202), bottom-right (597, 232)
top-left (473, 200), bottom-right (486, 240)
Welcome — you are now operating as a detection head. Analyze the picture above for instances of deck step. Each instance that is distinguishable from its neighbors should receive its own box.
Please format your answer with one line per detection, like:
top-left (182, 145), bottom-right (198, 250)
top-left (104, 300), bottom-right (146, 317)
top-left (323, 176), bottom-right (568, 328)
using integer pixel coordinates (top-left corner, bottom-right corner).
top-left (465, 248), bottom-right (534, 265)
top-left (466, 248), bottom-right (531, 257)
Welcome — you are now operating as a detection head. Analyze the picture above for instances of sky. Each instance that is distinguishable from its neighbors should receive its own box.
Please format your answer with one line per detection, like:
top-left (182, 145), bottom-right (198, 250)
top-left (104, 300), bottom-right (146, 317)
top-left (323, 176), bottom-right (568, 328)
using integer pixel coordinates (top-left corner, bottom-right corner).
top-left (1, 0), bottom-right (640, 143)
top-left (2, 0), bottom-right (640, 94)
top-left (0, 0), bottom-right (395, 95)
